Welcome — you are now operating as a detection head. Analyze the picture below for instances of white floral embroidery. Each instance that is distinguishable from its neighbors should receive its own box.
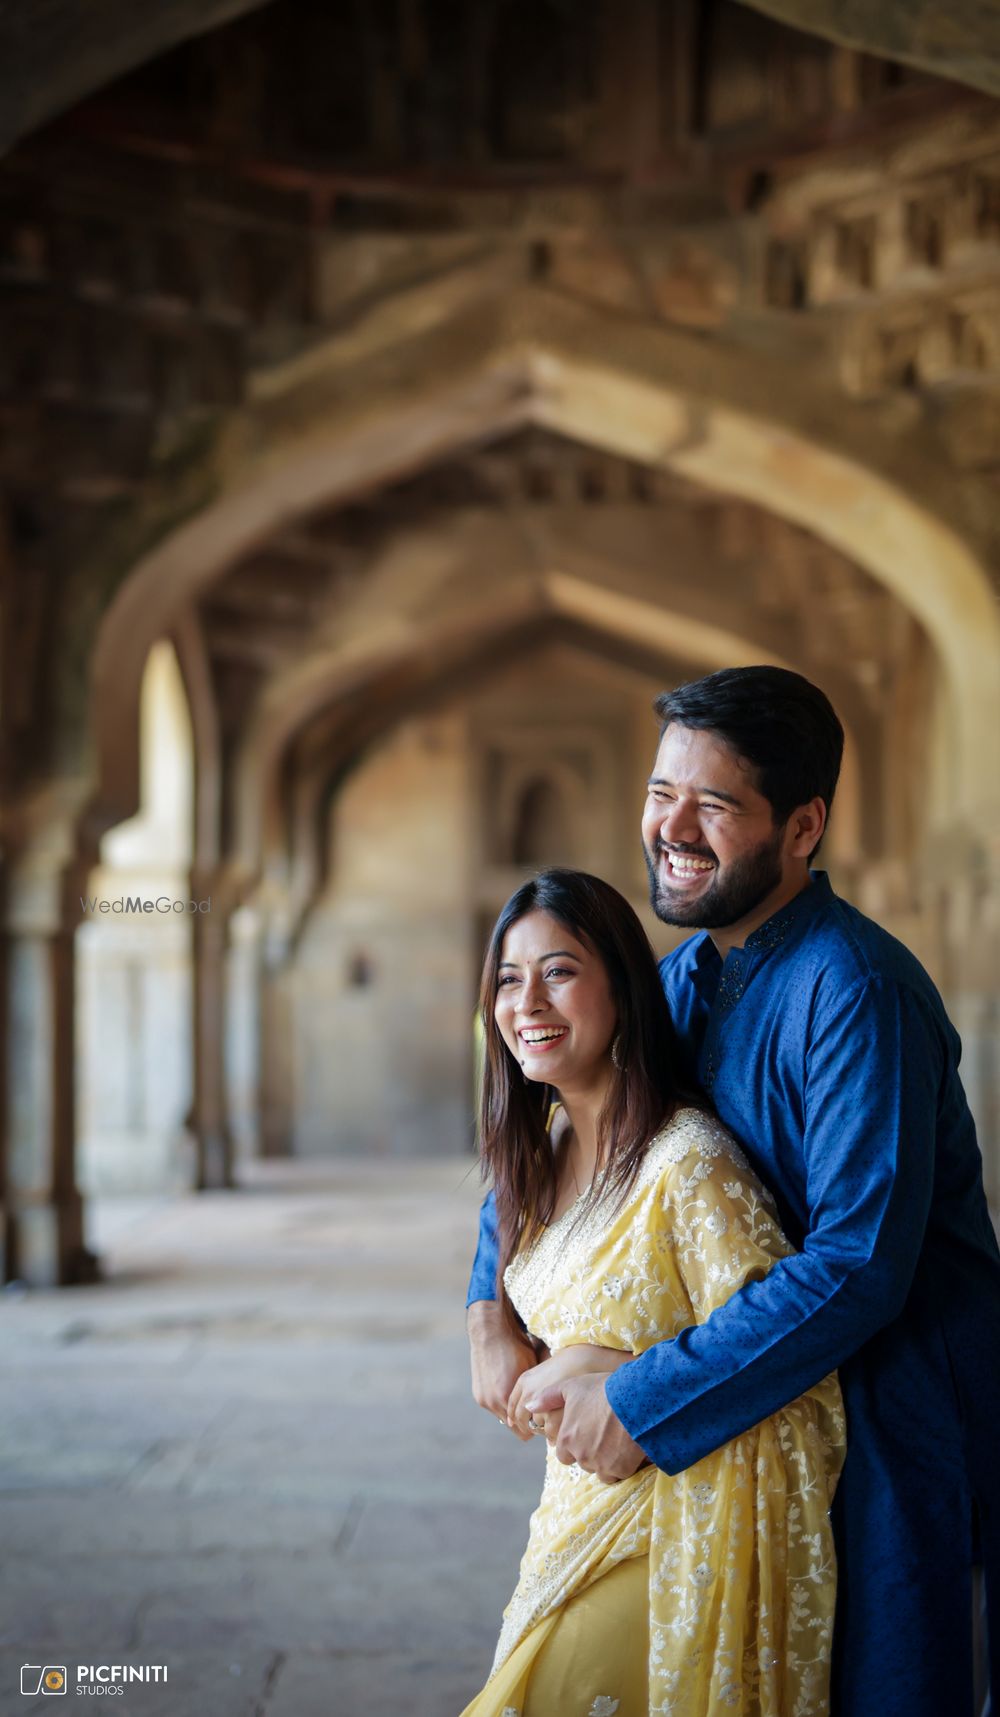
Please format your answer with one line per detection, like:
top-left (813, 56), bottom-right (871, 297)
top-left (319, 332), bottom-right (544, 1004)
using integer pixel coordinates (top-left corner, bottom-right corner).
top-left (481, 1107), bottom-right (845, 1717)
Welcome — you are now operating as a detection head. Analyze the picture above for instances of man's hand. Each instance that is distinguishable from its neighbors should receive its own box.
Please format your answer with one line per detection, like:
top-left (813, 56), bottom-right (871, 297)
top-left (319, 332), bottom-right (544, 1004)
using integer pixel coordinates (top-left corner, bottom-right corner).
top-left (467, 1300), bottom-right (538, 1441)
top-left (528, 1372), bottom-right (649, 1483)
top-left (506, 1344), bottom-right (632, 1439)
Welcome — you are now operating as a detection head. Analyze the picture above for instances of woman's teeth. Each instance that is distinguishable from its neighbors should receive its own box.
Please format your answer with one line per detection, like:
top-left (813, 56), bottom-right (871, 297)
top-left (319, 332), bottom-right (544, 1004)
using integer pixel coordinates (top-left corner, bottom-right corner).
top-left (520, 1028), bottom-right (568, 1044)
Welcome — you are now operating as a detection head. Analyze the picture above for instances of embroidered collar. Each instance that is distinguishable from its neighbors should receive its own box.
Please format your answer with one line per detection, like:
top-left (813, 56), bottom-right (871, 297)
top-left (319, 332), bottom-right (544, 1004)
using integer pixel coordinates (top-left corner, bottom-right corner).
top-left (686, 870), bottom-right (833, 975)
top-left (743, 869), bottom-right (832, 953)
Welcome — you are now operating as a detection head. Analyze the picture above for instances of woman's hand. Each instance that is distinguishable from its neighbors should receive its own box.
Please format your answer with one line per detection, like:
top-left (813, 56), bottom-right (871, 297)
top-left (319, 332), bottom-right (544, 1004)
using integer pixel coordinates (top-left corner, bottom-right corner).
top-left (467, 1301), bottom-right (539, 1441)
top-left (506, 1344), bottom-right (632, 1439)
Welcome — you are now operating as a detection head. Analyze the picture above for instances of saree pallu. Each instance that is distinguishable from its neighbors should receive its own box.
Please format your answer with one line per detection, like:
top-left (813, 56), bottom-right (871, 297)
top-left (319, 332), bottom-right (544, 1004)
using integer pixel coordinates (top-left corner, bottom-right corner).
top-left (462, 1108), bottom-right (846, 1717)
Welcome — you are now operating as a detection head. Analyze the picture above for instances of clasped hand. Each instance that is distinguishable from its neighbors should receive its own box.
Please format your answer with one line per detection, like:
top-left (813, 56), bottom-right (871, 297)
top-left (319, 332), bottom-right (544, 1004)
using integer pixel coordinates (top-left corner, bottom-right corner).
top-left (468, 1307), bottom-right (647, 1483)
top-left (506, 1344), bottom-right (647, 1485)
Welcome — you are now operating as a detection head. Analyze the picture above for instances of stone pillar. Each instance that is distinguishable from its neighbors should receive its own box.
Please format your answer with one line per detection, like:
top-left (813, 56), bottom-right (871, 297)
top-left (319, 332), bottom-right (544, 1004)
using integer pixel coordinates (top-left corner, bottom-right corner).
top-left (939, 847), bottom-right (1000, 1216)
top-left (225, 903), bottom-right (263, 1170)
top-left (189, 869), bottom-right (235, 1189)
top-left (257, 895), bottom-right (297, 1159)
top-left (1, 856), bottom-right (99, 1285)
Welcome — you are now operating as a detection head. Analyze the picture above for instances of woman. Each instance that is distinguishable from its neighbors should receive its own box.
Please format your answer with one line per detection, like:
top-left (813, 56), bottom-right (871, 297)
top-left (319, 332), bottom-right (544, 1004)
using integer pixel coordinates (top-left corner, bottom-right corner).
top-left (461, 869), bottom-right (845, 1717)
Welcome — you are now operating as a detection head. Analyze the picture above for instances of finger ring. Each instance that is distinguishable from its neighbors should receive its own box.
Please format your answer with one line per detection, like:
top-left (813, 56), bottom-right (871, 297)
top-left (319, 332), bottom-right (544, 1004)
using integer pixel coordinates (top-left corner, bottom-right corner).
top-left (528, 1414), bottom-right (545, 1432)
top-left (498, 1416), bottom-right (506, 1426)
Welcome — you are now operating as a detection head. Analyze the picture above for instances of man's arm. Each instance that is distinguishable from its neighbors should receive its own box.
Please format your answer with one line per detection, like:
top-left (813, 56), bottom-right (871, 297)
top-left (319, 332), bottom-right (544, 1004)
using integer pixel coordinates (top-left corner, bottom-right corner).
top-left (606, 976), bottom-right (945, 1473)
top-left (467, 1188), bottom-right (500, 1307)
top-left (467, 1299), bottom-right (537, 1435)
top-left (466, 1190), bottom-right (537, 1433)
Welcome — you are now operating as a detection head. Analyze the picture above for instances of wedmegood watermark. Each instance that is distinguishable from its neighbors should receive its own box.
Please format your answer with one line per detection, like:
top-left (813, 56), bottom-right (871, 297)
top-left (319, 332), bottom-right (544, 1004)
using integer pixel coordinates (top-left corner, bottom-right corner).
top-left (80, 897), bottom-right (211, 915)
top-left (20, 1663), bottom-right (169, 1698)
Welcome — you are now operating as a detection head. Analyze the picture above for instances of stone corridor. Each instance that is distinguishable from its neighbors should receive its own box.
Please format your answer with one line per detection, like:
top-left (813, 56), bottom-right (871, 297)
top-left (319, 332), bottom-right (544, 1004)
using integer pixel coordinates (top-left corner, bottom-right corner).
top-left (0, 1160), bottom-right (542, 1717)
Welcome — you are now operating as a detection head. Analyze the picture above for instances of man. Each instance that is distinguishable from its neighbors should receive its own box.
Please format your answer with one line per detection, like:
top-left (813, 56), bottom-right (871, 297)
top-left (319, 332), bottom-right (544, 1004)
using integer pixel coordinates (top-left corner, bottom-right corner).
top-left (467, 666), bottom-right (1000, 1716)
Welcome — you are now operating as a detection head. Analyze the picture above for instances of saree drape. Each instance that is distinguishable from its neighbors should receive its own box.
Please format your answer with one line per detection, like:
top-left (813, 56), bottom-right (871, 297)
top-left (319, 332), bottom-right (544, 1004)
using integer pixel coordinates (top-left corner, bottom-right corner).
top-left (462, 1108), bottom-right (846, 1717)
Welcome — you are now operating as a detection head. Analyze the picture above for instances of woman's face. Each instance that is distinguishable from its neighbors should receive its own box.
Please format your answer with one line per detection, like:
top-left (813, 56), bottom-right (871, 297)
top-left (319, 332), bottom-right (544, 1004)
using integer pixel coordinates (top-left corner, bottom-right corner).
top-left (494, 909), bottom-right (617, 1093)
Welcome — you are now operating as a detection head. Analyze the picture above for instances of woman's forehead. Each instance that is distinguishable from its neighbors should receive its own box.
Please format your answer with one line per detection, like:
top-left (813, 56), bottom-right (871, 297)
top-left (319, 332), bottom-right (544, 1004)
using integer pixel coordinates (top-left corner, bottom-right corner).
top-left (500, 909), bottom-right (590, 962)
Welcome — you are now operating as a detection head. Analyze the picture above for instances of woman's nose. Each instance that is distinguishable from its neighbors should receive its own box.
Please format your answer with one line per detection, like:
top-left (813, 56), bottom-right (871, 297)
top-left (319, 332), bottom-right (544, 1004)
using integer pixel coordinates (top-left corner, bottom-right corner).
top-left (518, 970), bottom-right (545, 1011)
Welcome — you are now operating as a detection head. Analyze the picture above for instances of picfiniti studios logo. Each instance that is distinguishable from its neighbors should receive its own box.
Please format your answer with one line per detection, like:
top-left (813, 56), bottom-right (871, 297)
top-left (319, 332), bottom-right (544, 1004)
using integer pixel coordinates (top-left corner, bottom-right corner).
top-left (21, 1668), bottom-right (66, 1696)
top-left (21, 1664), bottom-right (169, 1698)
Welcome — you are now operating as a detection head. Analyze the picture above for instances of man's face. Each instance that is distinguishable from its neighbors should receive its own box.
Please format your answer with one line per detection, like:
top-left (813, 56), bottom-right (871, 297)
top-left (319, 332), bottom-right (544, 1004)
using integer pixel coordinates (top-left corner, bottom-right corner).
top-left (642, 724), bottom-right (788, 931)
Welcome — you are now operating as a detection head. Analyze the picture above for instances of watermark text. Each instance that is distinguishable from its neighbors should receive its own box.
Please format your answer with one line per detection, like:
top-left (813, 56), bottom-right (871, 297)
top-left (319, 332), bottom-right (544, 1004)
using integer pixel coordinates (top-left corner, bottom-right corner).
top-left (80, 897), bottom-right (210, 915)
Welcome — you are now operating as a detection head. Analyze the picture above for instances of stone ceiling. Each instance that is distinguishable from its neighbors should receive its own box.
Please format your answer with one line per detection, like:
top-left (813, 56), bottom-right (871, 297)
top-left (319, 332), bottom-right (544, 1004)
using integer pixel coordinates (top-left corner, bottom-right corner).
top-left (200, 424), bottom-right (914, 776)
top-left (3, 0), bottom-right (1000, 155)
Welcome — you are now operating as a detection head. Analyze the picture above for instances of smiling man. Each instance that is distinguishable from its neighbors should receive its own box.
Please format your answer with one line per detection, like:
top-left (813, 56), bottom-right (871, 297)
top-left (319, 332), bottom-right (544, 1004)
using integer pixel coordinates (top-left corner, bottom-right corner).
top-left (466, 665), bottom-right (1000, 1717)
top-left (643, 720), bottom-right (799, 933)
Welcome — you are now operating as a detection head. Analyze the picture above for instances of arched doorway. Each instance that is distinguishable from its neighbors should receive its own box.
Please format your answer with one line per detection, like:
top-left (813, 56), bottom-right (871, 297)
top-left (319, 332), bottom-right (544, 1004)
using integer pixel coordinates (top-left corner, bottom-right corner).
top-left (76, 641), bottom-right (196, 1192)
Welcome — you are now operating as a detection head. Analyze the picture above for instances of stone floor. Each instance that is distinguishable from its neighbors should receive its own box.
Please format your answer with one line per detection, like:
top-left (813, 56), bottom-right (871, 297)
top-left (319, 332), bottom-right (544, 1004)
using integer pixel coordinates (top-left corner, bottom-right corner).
top-left (0, 1159), bottom-right (545, 1717)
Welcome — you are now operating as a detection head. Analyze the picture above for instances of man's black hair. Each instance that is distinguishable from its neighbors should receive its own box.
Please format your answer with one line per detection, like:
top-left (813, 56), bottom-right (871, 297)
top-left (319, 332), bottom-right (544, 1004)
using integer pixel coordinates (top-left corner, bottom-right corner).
top-left (653, 666), bottom-right (844, 831)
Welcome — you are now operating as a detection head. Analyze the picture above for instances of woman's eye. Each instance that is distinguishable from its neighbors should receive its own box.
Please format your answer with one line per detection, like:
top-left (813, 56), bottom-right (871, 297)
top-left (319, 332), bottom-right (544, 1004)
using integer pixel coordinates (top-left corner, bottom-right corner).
top-left (544, 966), bottom-right (572, 980)
top-left (497, 974), bottom-right (519, 987)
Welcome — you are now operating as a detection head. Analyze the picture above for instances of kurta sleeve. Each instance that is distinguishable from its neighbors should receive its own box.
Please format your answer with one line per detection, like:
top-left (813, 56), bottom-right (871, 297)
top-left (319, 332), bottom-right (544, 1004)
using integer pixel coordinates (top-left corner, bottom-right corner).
top-left (466, 1188), bottom-right (500, 1306)
top-left (606, 976), bottom-right (943, 1472)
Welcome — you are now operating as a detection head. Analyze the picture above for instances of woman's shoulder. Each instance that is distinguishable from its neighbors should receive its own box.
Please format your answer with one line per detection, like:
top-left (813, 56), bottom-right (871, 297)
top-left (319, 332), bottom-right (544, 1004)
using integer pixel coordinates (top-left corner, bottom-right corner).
top-left (632, 1105), bottom-right (754, 1195)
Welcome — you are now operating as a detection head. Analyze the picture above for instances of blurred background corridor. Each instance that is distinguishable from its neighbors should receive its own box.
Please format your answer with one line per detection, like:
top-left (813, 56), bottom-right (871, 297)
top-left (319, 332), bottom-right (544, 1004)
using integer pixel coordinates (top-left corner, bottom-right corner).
top-left (1, 0), bottom-right (999, 1710)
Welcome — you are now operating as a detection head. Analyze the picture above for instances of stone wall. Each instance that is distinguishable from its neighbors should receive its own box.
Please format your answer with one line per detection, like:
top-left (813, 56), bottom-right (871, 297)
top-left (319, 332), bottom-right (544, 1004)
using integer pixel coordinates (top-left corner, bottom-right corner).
top-left (287, 650), bottom-right (675, 1159)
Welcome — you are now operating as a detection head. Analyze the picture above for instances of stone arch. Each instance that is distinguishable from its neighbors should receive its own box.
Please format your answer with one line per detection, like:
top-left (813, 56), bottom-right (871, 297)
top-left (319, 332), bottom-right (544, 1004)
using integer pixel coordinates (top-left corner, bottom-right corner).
top-left (87, 285), bottom-right (1000, 854)
top-left (246, 605), bottom-right (867, 961)
top-left (76, 640), bottom-right (195, 1193)
top-left (230, 535), bottom-right (873, 897)
top-left (170, 608), bottom-right (224, 876)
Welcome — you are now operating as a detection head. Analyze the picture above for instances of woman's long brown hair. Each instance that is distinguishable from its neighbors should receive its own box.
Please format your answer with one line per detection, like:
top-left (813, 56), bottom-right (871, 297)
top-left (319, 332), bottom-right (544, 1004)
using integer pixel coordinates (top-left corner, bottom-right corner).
top-left (478, 867), bottom-right (694, 1333)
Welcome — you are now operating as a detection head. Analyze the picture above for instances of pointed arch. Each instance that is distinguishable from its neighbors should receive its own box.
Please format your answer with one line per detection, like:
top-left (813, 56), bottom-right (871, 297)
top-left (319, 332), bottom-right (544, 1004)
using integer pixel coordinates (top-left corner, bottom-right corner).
top-left (88, 284), bottom-right (1000, 847)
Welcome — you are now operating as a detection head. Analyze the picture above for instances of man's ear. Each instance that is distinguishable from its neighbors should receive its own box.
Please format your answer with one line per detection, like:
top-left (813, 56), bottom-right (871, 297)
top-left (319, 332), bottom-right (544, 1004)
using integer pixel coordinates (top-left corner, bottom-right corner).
top-left (787, 796), bottom-right (827, 858)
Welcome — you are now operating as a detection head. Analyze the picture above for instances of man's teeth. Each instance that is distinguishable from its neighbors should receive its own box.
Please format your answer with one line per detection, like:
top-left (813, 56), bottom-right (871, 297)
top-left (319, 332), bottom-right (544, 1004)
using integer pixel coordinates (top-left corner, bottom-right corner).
top-left (667, 854), bottom-right (714, 873)
top-left (521, 1029), bottom-right (567, 1043)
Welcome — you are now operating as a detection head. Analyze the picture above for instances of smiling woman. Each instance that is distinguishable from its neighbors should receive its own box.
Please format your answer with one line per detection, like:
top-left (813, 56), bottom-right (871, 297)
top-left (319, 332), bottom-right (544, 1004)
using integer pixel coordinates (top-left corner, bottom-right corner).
top-left (478, 870), bottom-right (689, 1316)
top-left (462, 867), bottom-right (845, 1717)
top-left (494, 911), bottom-right (618, 1223)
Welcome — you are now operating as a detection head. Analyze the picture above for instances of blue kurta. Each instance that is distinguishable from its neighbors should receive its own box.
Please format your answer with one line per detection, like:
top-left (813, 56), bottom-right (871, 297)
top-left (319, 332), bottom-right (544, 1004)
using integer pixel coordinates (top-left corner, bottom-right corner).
top-left (467, 874), bottom-right (1000, 1715)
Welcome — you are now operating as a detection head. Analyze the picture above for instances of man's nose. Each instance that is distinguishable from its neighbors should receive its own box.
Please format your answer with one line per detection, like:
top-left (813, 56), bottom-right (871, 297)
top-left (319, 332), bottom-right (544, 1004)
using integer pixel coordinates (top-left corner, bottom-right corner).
top-left (658, 796), bottom-right (702, 845)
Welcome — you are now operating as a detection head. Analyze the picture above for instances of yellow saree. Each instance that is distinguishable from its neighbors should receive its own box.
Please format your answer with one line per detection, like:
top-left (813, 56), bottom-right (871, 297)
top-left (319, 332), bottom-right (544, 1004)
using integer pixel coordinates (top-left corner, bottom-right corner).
top-left (462, 1107), bottom-right (846, 1717)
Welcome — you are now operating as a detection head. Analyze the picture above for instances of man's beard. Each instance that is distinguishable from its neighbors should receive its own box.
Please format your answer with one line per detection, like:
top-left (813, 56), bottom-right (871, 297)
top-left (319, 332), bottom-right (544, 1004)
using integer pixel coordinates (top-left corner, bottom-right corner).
top-left (644, 826), bottom-right (785, 930)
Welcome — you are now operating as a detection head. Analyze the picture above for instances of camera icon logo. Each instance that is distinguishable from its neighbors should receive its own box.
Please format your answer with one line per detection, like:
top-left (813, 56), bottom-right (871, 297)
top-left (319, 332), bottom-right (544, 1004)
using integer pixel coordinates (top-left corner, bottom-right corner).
top-left (21, 1666), bottom-right (67, 1696)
